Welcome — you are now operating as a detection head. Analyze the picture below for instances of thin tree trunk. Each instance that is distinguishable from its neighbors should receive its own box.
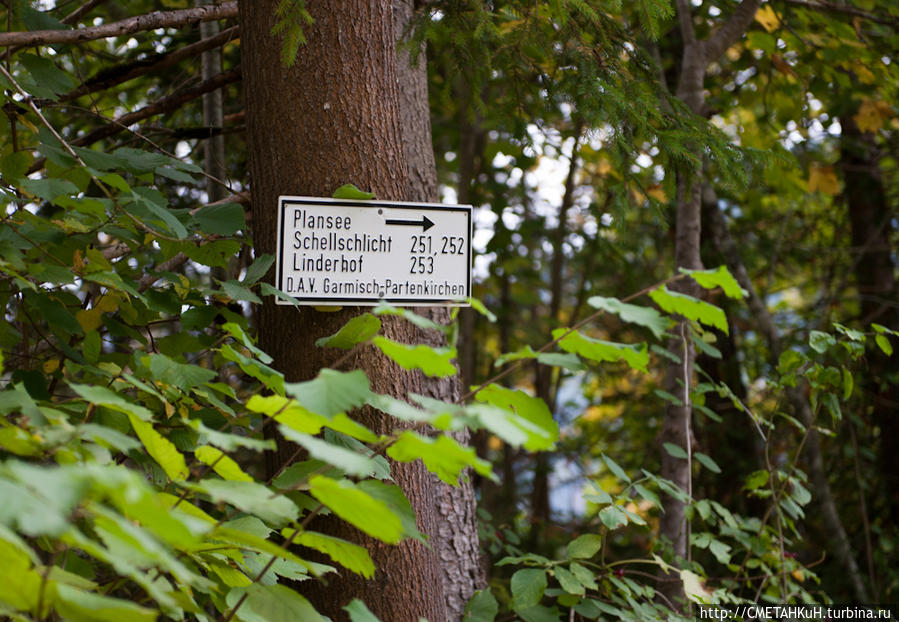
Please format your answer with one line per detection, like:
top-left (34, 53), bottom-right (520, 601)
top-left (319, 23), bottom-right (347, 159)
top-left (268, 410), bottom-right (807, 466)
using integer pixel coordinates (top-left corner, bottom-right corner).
top-left (658, 0), bottom-right (762, 606)
top-left (241, 2), bottom-right (452, 619)
top-left (393, 2), bottom-right (484, 617)
top-left (706, 201), bottom-right (872, 603)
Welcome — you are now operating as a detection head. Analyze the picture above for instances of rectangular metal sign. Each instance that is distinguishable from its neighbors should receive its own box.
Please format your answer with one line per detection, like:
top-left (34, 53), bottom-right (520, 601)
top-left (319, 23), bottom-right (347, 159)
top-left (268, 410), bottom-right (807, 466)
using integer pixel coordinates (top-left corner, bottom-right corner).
top-left (276, 196), bottom-right (472, 306)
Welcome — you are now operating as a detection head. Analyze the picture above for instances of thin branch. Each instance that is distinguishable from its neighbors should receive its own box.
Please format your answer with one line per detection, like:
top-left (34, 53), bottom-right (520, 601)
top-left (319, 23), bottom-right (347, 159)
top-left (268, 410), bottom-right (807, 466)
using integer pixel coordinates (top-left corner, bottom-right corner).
top-left (704, 0), bottom-right (765, 62)
top-left (0, 2), bottom-right (238, 48)
top-left (62, 25), bottom-right (239, 102)
top-left (675, 0), bottom-right (697, 46)
top-left (62, 0), bottom-right (108, 25)
top-left (27, 67), bottom-right (242, 175)
top-left (777, 0), bottom-right (899, 26)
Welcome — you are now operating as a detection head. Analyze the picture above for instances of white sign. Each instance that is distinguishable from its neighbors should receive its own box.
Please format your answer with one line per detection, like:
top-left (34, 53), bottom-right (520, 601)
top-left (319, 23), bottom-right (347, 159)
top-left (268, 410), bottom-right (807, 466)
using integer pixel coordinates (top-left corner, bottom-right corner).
top-left (276, 196), bottom-right (472, 306)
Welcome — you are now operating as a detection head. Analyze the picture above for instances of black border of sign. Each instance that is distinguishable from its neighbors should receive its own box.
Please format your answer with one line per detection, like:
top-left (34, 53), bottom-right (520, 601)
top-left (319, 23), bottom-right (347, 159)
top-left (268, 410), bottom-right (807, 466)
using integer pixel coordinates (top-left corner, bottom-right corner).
top-left (275, 196), bottom-right (472, 306)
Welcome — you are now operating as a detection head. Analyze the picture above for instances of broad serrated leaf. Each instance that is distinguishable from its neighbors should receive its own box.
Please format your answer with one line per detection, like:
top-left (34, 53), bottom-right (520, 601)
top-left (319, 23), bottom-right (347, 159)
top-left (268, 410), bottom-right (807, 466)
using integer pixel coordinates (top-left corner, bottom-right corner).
top-left (195, 445), bottom-right (253, 482)
top-left (344, 599), bottom-right (382, 622)
top-left (284, 531), bottom-right (375, 578)
top-left (316, 314), bottom-right (381, 349)
top-left (242, 254), bottom-right (275, 285)
top-left (194, 479), bottom-right (298, 528)
top-left (308, 476), bottom-right (404, 543)
top-left (279, 425), bottom-right (378, 477)
top-left (554, 565), bottom-right (585, 596)
top-left (54, 583), bottom-right (157, 622)
top-left (225, 584), bottom-right (324, 622)
top-left (587, 296), bottom-right (672, 339)
top-left (128, 414), bottom-right (189, 481)
top-left (285, 369), bottom-right (372, 416)
top-left (332, 184), bottom-right (374, 200)
top-left (372, 336), bottom-right (457, 377)
top-left (194, 202), bottom-right (246, 236)
top-left (680, 266), bottom-right (746, 299)
top-left (387, 431), bottom-right (494, 485)
top-left (473, 384), bottom-right (558, 450)
top-left (553, 329), bottom-right (650, 371)
top-left (649, 286), bottom-right (728, 333)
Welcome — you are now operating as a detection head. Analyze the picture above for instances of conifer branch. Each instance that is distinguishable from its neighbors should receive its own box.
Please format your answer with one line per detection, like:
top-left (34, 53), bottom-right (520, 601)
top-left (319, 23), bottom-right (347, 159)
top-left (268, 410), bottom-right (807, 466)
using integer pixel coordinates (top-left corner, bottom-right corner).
top-left (0, 2), bottom-right (237, 47)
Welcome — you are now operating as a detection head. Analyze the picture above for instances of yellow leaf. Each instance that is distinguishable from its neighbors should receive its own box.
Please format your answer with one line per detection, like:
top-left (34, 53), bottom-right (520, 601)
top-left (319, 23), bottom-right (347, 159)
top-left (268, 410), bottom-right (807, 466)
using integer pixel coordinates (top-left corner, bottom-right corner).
top-left (854, 98), bottom-right (893, 133)
top-left (43, 359), bottom-right (60, 374)
top-left (647, 185), bottom-right (667, 203)
top-left (75, 308), bottom-right (103, 332)
top-left (754, 5), bottom-right (779, 33)
top-left (164, 401), bottom-right (175, 419)
top-left (808, 165), bottom-right (840, 196)
top-left (72, 249), bottom-right (84, 274)
top-left (791, 569), bottom-right (804, 582)
top-left (95, 293), bottom-right (119, 313)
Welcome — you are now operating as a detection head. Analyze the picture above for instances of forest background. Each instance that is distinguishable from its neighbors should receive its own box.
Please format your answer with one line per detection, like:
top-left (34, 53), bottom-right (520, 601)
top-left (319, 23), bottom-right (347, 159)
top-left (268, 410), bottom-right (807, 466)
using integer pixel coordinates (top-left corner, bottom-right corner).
top-left (0, 0), bottom-right (897, 621)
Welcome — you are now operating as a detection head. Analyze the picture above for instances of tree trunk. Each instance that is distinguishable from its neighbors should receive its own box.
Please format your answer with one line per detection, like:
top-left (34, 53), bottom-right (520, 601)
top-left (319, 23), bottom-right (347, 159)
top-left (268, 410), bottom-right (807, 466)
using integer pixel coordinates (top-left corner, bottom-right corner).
top-left (841, 113), bottom-right (898, 581)
top-left (392, 2), bottom-right (484, 617)
top-left (240, 2), bottom-right (471, 619)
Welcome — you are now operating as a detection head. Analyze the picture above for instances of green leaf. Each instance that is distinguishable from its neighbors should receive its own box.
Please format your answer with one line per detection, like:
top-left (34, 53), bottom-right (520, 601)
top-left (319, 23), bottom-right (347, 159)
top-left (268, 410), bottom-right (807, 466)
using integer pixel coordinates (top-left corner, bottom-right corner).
top-left (182, 240), bottom-right (242, 269)
top-left (387, 431), bottom-right (494, 485)
top-left (225, 584), bottom-right (325, 622)
top-left (194, 479), bottom-right (299, 528)
top-left (195, 445), bottom-right (253, 482)
top-left (20, 54), bottom-right (75, 98)
top-left (566, 534), bottom-right (603, 560)
top-left (469, 297), bottom-right (497, 322)
top-left (587, 296), bottom-right (672, 339)
top-left (464, 589), bottom-right (499, 622)
top-left (21, 177), bottom-right (79, 202)
top-left (308, 476), bottom-right (404, 543)
top-left (243, 254), bottom-right (275, 285)
top-left (195, 202), bottom-right (246, 236)
top-left (874, 334), bottom-right (893, 356)
top-left (128, 414), bottom-right (189, 481)
top-left (553, 329), bottom-right (650, 371)
top-left (285, 531), bottom-right (375, 578)
top-left (146, 353), bottom-right (216, 391)
top-left (316, 314), bottom-right (381, 349)
top-left (680, 569), bottom-right (709, 603)
top-left (54, 583), bottom-right (157, 622)
top-left (372, 336), bottom-right (457, 377)
top-left (680, 266), bottom-right (746, 299)
top-left (744, 470), bottom-right (769, 491)
top-left (694, 452), bottom-right (721, 473)
top-left (221, 280), bottom-right (263, 304)
top-left (67, 382), bottom-right (153, 420)
top-left (598, 505), bottom-right (629, 530)
top-left (809, 330), bottom-right (836, 353)
top-left (511, 568), bottom-right (547, 609)
top-left (554, 565), bottom-right (585, 596)
top-left (649, 286), bottom-right (728, 333)
top-left (344, 599), bottom-right (383, 622)
top-left (663, 442), bottom-right (688, 459)
top-left (473, 384), bottom-right (558, 450)
top-left (332, 184), bottom-right (374, 200)
top-left (601, 454), bottom-right (631, 483)
top-left (124, 187), bottom-right (188, 239)
top-left (285, 369), bottom-right (372, 416)
top-left (279, 425), bottom-right (378, 477)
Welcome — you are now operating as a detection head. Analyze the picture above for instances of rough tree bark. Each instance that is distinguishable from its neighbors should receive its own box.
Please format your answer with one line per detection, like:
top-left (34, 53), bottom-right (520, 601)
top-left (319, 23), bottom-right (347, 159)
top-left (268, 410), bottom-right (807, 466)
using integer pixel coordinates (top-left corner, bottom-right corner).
top-left (240, 1), bottom-right (478, 619)
top-left (658, 0), bottom-right (762, 605)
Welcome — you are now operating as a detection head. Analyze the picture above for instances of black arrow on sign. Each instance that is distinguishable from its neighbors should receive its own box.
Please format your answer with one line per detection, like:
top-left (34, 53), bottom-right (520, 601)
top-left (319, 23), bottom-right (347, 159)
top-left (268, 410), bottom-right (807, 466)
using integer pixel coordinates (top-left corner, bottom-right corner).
top-left (385, 215), bottom-right (434, 232)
